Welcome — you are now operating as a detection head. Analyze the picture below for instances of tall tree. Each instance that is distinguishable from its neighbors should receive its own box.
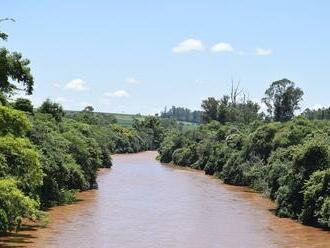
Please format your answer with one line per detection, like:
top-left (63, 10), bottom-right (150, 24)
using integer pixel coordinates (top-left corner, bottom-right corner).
top-left (262, 79), bottom-right (303, 122)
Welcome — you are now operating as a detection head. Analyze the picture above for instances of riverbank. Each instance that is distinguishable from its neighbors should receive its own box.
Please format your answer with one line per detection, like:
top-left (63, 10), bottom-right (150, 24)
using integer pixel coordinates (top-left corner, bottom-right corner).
top-left (1, 151), bottom-right (329, 248)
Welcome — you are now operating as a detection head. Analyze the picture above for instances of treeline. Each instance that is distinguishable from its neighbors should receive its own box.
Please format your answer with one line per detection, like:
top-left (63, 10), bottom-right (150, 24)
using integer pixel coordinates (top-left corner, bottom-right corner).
top-left (160, 106), bottom-right (203, 123)
top-left (158, 79), bottom-right (330, 229)
top-left (302, 107), bottom-right (330, 120)
top-left (0, 26), bottom-right (172, 233)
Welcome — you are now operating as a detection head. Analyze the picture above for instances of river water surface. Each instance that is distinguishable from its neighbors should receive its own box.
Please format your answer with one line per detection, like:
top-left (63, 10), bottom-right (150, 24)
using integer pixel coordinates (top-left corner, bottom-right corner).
top-left (0, 151), bottom-right (329, 248)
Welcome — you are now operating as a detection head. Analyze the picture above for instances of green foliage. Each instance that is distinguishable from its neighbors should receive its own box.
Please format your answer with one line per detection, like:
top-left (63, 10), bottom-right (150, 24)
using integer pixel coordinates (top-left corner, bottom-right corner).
top-left (13, 98), bottom-right (34, 113)
top-left (39, 99), bottom-right (65, 122)
top-left (158, 131), bottom-right (186, 163)
top-left (200, 85), bottom-right (261, 124)
top-left (0, 48), bottom-right (34, 96)
top-left (0, 178), bottom-right (40, 233)
top-left (262, 79), bottom-right (304, 122)
top-left (158, 117), bottom-right (330, 228)
top-left (172, 146), bottom-right (197, 166)
top-left (0, 105), bottom-right (31, 136)
top-left (201, 97), bottom-right (219, 122)
top-left (0, 136), bottom-right (43, 194)
top-left (293, 138), bottom-right (330, 179)
top-left (244, 123), bottom-right (279, 160)
top-left (300, 169), bottom-right (330, 227)
top-left (221, 152), bottom-right (247, 185)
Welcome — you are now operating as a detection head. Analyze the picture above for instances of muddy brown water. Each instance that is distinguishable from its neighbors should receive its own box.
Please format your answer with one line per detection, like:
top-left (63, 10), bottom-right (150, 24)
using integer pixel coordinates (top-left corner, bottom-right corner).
top-left (0, 151), bottom-right (329, 248)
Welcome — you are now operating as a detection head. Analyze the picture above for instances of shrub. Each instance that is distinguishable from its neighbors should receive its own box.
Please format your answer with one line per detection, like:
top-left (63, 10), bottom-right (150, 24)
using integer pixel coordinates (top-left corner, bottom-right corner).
top-left (244, 123), bottom-right (279, 160)
top-left (0, 136), bottom-right (43, 194)
top-left (221, 152), bottom-right (247, 185)
top-left (0, 178), bottom-right (41, 233)
top-left (172, 146), bottom-right (197, 166)
top-left (299, 169), bottom-right (330, 227)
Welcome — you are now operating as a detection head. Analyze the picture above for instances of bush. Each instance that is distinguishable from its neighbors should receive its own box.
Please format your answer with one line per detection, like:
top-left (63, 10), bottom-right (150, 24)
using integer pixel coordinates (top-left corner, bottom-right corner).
top-left (299, 169), bottom-right (330, 227)
top-left (13, 98), bottom-right (34, 114)
top-left (265, 147), bottom-right (294, 200)
top-left (204, 144), bottom-right (231, 175)
top-left (172, 146), bottom-right (196, 166)
top-left (221, 152), bottom-right (247, 185)
top-left (0, 178), bottom-right (41, 233)
top-left (293, 138), bottom-right (330, 179)
top-left (244, 123), bottom-right (279, 160)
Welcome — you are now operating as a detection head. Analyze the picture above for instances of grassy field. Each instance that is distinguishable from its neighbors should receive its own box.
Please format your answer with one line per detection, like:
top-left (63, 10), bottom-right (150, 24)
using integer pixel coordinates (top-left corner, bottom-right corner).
top-left (65, 110), bottom-right (199, 130)
top-left (112, 113), bottom-right (143, 127)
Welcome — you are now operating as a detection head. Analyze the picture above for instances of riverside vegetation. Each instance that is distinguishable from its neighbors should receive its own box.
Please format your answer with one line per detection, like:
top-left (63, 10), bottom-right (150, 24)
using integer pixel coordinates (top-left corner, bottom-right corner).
top-left (158, 80), bottom-right (330, 229)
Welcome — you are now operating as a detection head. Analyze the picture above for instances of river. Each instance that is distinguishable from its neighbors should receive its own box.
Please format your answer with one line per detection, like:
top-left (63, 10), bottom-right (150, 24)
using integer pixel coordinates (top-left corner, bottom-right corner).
top-left (0, 151), bottom-right (329, 248)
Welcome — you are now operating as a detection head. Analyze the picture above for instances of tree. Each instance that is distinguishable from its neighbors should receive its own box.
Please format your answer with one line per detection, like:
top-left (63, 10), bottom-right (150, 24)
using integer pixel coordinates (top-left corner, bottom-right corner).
top-left (201, 97), bottom-right (219, 123)
top-left (13, 98), bottom-right (34, 113)
top-left (262, 79), bottom-right (304, 122)
top-left (83, 106), bottom-right (94, 112)
top-left (0, 22), bottom-right (34, 96)
top-left (0, 105), bottom-right (31, 136)
top-left (39, 99), bottom-right (65, 122)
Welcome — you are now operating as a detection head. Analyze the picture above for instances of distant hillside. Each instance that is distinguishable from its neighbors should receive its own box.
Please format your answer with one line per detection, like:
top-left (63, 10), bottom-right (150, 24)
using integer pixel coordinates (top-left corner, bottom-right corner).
top-left (65, 110), bottom-right (144, 127)
top-left (65, 110), bottom-right (200, 129)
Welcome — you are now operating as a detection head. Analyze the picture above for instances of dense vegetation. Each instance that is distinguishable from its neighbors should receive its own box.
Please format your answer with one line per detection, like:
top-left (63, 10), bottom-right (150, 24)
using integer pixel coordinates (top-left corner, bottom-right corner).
top-left (0, 98), bottom-right (172, 233)
top-left (158, 80), bottom-right (330, 229)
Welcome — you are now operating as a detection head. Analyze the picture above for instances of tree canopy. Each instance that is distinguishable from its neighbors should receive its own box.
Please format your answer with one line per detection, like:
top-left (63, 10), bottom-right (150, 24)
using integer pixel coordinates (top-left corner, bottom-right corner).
top-left (262, 79), bottom-right (304, 122)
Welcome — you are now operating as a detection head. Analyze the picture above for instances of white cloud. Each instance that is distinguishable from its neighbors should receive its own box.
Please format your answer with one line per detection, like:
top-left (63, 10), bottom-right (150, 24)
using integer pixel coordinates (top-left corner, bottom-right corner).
top-left (104, 90), bottom-right (129, 98)
top-left (256, 48), bottom-right (272, 56)
top-left (172, 38), bottom-right (204, 53)
top-left (211, 42), bottom-right (234, 53)
top-left (126, 77), bottom-right (140, 84)
top-left (64, 78), bottom-right (88, 91)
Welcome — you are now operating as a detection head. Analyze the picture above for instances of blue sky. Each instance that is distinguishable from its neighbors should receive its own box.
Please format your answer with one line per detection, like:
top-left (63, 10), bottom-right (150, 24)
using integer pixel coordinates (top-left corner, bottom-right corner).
top-left (1, 1), bottom-right (329, 114)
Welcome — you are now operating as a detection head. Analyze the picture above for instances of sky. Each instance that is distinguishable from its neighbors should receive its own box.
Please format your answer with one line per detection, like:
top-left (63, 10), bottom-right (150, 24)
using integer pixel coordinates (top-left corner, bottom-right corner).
top-left (1, 0), bottom-right (330, 114)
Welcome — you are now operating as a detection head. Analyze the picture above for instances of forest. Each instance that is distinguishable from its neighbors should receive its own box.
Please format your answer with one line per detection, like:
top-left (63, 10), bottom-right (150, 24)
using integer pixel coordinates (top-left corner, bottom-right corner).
top-left (158, 80), bottom-right (330, 229)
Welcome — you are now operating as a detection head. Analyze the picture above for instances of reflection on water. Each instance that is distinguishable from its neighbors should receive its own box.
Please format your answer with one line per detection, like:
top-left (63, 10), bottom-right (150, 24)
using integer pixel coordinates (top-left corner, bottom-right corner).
top-left (0, 151), bottom-right (329, 247)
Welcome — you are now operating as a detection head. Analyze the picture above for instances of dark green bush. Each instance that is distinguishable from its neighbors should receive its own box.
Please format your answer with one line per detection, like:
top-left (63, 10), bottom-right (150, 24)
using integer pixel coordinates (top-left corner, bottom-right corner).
top-left (299, 169), bottom-right (330, 227)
